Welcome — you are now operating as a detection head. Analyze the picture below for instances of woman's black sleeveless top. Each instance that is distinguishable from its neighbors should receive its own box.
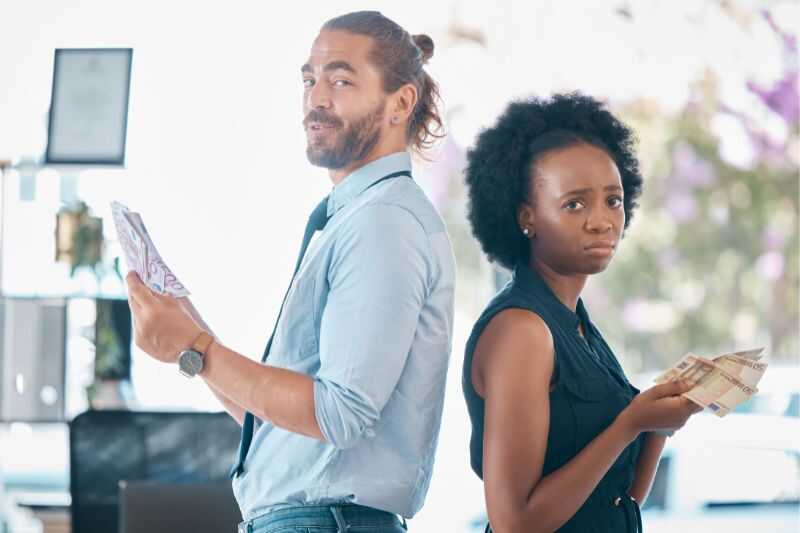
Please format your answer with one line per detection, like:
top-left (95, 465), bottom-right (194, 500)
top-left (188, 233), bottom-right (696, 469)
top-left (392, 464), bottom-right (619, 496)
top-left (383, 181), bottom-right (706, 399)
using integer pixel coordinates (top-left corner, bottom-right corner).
top-left (463, 264), bottom-right (645, 532)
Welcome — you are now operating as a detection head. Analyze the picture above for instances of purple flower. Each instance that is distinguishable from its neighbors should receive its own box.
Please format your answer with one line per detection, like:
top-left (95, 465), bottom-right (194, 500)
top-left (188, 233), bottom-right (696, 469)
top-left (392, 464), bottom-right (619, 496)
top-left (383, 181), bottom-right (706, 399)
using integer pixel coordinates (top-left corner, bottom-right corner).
top-left (671, 142), bottom-right (716, 188)
top-left (747, 125), bottom-right (791, 166)
top-left (666, 188), bottom-right (699, 223)
top-left (763, 10), bottom-right (798, 53)
top-left (756, 251), bottom-right (785, 281)
top-left (747, 10), bottom-right (800, 124)
top-left (762, 224), bottom-right (789, 251)
top-left (718, 105), bottom-right (790, 166)
top-left (747, 74), bottom-right (800, 125)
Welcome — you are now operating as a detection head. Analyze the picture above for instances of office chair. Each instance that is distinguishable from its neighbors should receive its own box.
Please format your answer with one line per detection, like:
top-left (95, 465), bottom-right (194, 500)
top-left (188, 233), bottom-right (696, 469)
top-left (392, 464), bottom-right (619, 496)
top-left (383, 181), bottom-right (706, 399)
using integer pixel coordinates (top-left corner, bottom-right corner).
top-left (69, 410), bottom-right (240, 533)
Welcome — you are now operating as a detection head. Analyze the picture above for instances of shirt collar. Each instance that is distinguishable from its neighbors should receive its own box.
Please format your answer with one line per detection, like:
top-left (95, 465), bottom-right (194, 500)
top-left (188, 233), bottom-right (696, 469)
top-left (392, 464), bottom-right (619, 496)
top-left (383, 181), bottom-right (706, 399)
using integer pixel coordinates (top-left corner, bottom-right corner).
top-left (513, 262), bottom-right (588, 331)
top-left (327, 151), bottom-right (412, 217)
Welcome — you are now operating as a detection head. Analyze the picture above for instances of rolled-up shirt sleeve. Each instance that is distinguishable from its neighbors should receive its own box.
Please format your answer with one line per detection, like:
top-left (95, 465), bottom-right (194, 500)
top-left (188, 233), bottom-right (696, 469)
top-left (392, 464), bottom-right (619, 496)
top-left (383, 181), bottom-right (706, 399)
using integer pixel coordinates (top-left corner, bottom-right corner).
top-left (313, 203), bottom-right (430, 449)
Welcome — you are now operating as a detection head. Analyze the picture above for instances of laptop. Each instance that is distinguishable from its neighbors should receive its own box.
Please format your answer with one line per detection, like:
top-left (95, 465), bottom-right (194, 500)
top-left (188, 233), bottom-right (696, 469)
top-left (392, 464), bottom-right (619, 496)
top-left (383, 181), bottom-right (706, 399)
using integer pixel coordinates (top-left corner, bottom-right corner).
top-left (119, 480), bottom-right (242, 533)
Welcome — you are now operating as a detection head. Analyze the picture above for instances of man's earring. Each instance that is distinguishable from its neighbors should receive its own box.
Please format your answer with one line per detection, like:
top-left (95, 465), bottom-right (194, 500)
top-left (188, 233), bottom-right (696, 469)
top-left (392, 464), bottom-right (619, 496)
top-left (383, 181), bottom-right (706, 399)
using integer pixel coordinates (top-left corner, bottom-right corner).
top-left (391, 116), bottom-right (400, 125)
top-left (522, 228), bottom-right (530, 236)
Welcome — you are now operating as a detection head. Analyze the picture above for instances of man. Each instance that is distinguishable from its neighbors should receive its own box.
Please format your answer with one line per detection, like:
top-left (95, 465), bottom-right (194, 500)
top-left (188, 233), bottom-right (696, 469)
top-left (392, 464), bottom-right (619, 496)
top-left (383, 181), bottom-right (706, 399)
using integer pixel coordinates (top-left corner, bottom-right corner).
top-left (126, 11), bottom-right (455, 533)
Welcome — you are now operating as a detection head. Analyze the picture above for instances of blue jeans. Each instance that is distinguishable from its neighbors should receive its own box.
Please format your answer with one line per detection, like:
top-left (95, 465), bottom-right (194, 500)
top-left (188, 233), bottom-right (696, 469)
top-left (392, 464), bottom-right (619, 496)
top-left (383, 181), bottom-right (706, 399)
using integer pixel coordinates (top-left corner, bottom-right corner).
top-left (237, 504), bottom-right (409, 533)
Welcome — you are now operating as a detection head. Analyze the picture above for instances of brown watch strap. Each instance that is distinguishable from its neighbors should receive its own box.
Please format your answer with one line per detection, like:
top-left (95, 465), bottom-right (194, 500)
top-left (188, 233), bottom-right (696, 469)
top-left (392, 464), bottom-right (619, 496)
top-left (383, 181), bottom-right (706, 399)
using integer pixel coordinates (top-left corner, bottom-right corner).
top-left (191, 331), bottom-right (214, 354)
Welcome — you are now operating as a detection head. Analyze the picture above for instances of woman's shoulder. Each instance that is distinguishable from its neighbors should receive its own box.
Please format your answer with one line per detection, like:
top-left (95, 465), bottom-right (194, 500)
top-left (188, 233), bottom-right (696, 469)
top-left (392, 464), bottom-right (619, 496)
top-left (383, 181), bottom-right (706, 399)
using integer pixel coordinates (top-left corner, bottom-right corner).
top-left (467, 293), bottom-right (555, 361)
top-left (477, 307), bottom-right (553, 359)
top-left (467, 281), bottom-right (548, 352)
top-left (469, 307), bottom-right (556, 398)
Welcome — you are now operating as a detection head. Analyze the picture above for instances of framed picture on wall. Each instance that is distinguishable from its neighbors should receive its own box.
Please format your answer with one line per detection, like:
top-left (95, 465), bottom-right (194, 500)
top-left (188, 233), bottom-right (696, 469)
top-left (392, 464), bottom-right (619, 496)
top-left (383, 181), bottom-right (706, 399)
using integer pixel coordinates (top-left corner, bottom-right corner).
top-left (44, 48), bottom-right (133, 165)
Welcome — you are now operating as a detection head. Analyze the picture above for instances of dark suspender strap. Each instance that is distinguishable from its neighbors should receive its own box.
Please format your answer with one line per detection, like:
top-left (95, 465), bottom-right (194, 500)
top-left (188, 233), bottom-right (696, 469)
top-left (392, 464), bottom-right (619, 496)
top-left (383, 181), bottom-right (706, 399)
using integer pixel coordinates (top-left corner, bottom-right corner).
top-left (257, 170), bottom-right (410, 366)
top-left (230, 168), bottom-right (412, 479)
top-left (365, 170), bottom-right (411, 189)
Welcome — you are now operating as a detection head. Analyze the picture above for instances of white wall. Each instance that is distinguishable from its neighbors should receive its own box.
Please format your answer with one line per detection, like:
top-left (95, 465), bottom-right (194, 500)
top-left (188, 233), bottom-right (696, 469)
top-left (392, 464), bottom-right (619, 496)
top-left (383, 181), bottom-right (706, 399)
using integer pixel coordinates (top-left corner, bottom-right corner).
top-left (0, 1), bottom-right (422, 407)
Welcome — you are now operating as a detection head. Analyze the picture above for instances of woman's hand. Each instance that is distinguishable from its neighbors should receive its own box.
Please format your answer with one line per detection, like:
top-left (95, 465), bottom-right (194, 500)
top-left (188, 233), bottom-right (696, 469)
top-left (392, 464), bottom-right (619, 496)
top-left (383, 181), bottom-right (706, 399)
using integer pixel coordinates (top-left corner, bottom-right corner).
top-left (618, 380), bottom-right (703, 436)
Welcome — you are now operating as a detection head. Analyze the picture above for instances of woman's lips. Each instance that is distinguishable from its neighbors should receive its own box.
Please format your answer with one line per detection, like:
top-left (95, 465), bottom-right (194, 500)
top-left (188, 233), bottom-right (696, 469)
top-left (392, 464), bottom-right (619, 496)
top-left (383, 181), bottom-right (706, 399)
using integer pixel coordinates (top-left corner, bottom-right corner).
top-left (584, 241), bottom-right (616, 257)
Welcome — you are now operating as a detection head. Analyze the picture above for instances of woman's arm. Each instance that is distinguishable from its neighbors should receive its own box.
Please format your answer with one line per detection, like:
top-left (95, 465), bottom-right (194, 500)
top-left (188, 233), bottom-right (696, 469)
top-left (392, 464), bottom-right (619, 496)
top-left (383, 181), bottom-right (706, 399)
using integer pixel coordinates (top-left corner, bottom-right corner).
top-left (628, 432), bottom-right (667, 504)
top-left (476, 309), bottom-right (698, 533)
top-left (477, 309), bottom-right (638, 533)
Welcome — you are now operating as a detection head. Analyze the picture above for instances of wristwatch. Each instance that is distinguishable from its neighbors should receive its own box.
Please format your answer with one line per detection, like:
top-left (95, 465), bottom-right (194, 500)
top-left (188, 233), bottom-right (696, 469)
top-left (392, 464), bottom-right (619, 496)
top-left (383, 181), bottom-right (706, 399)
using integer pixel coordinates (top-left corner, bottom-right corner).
top-left (178, 331), bottom-right (214, 378)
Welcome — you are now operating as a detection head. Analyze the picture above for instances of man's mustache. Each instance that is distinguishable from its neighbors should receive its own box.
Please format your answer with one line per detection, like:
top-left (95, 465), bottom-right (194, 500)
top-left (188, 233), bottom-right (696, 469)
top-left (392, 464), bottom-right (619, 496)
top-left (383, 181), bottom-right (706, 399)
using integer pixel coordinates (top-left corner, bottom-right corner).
top-left (303, 110), bottom-right (344, 129)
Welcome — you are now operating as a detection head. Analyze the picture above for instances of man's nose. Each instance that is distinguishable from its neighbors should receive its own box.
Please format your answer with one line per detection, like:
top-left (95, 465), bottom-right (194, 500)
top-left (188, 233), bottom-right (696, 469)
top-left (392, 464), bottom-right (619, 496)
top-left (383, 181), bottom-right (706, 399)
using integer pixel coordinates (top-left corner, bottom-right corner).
top-left (307, 81), bottom-right (331, 110)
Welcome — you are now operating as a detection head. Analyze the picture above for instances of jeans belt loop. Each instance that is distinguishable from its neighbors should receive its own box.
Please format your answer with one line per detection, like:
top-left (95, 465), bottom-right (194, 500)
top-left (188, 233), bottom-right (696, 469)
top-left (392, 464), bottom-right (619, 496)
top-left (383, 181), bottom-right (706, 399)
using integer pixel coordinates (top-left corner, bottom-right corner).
top-left (330, 505), bottom-right (351, 532)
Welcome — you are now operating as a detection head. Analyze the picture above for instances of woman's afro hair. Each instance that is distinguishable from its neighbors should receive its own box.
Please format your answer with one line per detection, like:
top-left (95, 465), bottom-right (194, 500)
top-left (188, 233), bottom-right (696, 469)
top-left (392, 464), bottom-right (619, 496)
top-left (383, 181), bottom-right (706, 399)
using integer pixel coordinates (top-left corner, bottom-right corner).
top-left (465, 92), bottom-right (643, 270)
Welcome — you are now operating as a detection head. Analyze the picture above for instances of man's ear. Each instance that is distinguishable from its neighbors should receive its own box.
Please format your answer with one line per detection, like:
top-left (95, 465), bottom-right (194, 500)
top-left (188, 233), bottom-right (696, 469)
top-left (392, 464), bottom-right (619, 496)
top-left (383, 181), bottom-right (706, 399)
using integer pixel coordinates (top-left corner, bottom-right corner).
top-left (389, 83), bottom-right (418, 125)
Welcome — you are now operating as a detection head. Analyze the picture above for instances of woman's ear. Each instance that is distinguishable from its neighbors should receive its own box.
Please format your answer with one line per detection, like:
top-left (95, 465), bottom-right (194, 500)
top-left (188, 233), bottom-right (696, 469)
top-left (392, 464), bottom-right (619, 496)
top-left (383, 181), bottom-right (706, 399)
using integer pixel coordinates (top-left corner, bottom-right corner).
top-left (517, 203), bottom-right (536, 238)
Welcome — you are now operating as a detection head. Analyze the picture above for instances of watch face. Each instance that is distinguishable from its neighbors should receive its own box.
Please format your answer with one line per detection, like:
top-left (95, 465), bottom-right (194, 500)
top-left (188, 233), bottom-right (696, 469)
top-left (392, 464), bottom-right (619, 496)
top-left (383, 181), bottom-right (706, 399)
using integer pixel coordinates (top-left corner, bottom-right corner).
top-left (179, 349), bottom-right (204, 377)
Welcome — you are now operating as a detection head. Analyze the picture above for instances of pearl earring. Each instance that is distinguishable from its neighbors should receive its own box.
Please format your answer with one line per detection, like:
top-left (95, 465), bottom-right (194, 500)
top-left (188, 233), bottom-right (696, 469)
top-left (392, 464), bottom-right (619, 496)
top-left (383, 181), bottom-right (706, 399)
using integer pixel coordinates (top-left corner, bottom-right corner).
top-left (391, 116), bottom-right (400, 124)
top-left (523, 228), bottom-right (530, 236)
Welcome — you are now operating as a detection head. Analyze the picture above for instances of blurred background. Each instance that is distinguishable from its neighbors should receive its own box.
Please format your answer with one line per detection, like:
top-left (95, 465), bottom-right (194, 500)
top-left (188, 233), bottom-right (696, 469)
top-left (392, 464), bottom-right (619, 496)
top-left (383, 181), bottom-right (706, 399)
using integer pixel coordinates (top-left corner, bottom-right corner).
top-left (0, 0), bottom-right (797, 532)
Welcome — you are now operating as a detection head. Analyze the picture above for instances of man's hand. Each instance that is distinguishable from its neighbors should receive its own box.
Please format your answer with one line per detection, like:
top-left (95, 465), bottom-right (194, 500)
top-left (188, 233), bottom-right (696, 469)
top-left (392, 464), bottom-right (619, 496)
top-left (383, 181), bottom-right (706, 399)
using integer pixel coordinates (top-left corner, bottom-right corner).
top-left (126, 272), bottom-right (204, 363)
top-left (177, 296), bottom-right (215, 336)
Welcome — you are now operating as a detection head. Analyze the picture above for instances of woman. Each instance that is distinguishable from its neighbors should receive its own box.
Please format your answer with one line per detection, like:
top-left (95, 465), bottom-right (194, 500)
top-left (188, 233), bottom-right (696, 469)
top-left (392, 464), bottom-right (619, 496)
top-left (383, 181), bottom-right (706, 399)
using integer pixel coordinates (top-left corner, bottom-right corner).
top-left (462, 93), bottom-right (702, 533)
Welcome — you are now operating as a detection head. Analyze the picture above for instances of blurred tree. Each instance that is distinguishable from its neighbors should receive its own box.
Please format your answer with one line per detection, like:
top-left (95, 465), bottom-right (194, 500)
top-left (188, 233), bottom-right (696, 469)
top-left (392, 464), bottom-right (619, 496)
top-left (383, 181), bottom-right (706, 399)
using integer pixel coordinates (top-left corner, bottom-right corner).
top-left (599, 11), bottom-right (799, 369)
top-left (422, 5), bottom-right (798, 371)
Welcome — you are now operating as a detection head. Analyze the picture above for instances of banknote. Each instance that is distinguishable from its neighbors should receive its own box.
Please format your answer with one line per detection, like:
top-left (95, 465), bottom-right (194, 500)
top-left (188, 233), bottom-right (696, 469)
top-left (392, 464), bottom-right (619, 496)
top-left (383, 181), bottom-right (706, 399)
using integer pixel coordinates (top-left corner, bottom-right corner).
top-left (655, 350), bottom-right (766, 389)
top-left (684, 369), bottom-right (757, 417)
top-left (124, 211), bottom-right (169, 292)
top-left (654, 350), bottom-right (767, 418)
top-left (111, 201), bottom-right (190, 297)
top-left (111, 201), bottom-right (147, 282)
top-left (726, 347), bottom-right (765, 361)
top-left (654, 354), bottom-right (720, 390)
top-left (712, 352), bottom-right (767, 388)
top-left (653, 353), bottom-right (706, 384)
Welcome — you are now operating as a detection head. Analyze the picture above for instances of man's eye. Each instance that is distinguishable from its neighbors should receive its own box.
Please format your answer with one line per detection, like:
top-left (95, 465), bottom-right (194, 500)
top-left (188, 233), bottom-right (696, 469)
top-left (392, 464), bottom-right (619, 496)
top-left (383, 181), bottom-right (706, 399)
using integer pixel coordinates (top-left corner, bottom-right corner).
top-left (303, 79), bottom-right (314, 88)
top-left (333, 79), bottom-right (351, 86)
top-left (564, 200), bottom-right (584, 211)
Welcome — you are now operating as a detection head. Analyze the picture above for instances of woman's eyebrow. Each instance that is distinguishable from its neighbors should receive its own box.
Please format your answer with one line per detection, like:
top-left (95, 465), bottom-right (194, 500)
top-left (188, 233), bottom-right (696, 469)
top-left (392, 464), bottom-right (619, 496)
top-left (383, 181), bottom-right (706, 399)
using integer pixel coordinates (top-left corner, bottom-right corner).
top-left (559, 185), bottom-right (622, 199)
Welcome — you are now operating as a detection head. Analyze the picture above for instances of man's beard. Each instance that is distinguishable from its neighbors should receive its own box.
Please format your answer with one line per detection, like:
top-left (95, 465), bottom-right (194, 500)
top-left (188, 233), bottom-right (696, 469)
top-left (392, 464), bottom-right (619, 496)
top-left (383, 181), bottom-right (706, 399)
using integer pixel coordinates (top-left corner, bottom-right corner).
top-left (304, 102), bottom-right (385, 170)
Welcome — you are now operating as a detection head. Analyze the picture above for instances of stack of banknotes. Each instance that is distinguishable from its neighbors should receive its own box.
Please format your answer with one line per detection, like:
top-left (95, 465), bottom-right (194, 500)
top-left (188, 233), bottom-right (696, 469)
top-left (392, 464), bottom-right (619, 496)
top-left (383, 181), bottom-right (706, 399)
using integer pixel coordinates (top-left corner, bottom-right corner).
top-left (111, 201), bottom-right (190, 297)
top-left (654, 348), bottom-right (767, 417)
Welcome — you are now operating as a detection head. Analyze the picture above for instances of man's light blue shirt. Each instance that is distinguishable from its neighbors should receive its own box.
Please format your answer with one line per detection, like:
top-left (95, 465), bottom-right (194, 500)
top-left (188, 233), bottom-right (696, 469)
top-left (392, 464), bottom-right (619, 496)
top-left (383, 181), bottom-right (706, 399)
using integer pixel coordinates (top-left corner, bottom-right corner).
top-left (232, 152), bottom-right (456, 520)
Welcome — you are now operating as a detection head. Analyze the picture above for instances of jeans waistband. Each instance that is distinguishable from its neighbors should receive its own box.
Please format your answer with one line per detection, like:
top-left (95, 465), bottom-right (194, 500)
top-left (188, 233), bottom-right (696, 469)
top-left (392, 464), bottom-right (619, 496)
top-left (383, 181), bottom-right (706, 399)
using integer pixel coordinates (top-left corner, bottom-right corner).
top-left (238, 504), bottom-right (407, 533)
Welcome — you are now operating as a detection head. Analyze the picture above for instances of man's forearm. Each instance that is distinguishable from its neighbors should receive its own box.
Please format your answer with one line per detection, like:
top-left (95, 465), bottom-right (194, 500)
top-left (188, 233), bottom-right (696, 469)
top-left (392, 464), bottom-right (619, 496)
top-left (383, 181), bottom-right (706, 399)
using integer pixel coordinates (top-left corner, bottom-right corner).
top-left (174, 299), bottom-right (247, 423)
top-left (202, 378), bottom-right (246, 426)
top-left (201, 339), bottom-right (325, 441)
